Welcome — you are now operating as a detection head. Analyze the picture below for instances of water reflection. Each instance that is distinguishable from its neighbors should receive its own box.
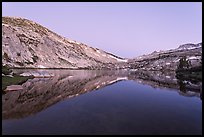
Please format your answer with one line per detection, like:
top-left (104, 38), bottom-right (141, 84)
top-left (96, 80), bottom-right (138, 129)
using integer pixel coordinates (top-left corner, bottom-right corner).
top-left (2, 70), bottom-right (128, 120)
top-left (178, 80), bottom-right (187, 93)
top-left (128, 70), bottom-right (201, 99)
top-left (2, 69), bottom-right (202, 120)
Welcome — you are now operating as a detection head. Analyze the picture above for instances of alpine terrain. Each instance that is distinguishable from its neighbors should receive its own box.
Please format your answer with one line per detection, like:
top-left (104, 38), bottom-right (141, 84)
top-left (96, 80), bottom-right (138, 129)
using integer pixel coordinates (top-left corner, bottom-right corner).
top-left (2, 17), bottom-right (127, 69)
top-left (2, 17), bottom-right (202, 71)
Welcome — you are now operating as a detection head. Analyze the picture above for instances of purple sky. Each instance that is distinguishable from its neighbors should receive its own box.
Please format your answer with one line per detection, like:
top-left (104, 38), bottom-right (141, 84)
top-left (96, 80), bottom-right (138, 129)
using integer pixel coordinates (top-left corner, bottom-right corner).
top-left (2, 2), bottom-right (202, 58)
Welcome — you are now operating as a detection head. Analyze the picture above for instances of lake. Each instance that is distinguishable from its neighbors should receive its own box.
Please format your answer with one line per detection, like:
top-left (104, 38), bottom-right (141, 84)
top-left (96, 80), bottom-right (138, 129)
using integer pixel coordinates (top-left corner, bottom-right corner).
top-left (2, 69), bottom-right (202, 135)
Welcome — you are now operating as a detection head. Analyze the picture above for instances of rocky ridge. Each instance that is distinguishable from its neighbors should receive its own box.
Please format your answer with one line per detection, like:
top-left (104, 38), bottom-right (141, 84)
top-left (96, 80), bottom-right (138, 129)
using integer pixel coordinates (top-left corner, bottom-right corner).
top-left (127, 43), bottom-right (202, 71)
top-left (2, 17), bottom-right (127, 69)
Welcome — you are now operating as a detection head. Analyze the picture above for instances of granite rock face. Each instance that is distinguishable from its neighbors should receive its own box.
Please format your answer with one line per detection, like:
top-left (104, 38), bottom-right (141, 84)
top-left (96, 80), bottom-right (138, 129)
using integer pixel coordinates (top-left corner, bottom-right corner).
top-left (2, 17), bottom-right (202, 71)
top-left (2, 17), bottom-right (128, 69)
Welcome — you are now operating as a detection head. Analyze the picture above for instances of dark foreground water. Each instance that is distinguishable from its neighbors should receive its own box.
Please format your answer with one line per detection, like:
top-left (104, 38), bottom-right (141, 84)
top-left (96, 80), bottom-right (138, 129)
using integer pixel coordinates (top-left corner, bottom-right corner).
top-left (2, 70), bottom-right (202, 135)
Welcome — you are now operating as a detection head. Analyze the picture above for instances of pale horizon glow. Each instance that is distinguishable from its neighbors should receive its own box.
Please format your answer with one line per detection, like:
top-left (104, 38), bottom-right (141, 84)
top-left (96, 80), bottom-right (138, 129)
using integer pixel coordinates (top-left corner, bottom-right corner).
top-left (2, 2), bottom-right (202, 58)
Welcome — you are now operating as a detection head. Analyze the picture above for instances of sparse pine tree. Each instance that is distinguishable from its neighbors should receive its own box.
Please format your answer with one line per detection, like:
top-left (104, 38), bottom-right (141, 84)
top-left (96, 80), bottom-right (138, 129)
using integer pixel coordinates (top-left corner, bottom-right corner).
top-left (200, 56), bottom-right (202, 65)
top-left (178, 58), bottom-right (184, 70)
top-left (178, 56), bottom-right (191, 70)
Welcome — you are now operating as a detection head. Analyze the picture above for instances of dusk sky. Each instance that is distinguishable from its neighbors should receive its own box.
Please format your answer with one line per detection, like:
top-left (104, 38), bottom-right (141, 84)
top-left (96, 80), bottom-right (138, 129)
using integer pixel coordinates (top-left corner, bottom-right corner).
top-left (2, 2), bottom-right (202, 58)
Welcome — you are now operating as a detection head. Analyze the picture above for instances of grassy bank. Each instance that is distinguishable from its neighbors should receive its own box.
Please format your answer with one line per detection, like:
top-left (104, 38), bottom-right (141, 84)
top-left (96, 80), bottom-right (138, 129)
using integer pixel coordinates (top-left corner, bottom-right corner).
top-left (2, 65), bottom-right (34, 91)
top-left (2, 65), bottom-right (12, 75)
top-left (2, 75), bottom-right (33, 91)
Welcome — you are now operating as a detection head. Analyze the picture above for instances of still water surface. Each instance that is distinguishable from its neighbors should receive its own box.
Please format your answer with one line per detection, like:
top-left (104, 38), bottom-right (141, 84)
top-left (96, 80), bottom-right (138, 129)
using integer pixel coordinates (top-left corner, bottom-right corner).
top-left (2, 70), bottom-right (202, 135)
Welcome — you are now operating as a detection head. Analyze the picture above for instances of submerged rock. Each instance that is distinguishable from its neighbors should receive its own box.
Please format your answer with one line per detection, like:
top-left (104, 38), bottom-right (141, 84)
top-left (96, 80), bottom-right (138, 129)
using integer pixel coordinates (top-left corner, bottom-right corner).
top-left (5, 85), bottom-right (23, 91)
top-left (20, 71), bottom-right (54, 78)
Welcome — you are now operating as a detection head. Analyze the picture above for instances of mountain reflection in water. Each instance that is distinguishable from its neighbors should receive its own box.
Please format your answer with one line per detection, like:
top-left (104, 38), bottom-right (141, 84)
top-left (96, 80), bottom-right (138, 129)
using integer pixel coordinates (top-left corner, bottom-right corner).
top-left (2, 69), bottom-right (202, 120)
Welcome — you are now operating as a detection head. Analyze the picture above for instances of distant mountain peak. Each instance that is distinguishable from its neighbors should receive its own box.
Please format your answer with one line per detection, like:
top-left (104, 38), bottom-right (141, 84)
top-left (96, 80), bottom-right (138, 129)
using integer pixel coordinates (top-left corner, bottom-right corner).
top-left (177, 43), bottom-right (202, 50)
